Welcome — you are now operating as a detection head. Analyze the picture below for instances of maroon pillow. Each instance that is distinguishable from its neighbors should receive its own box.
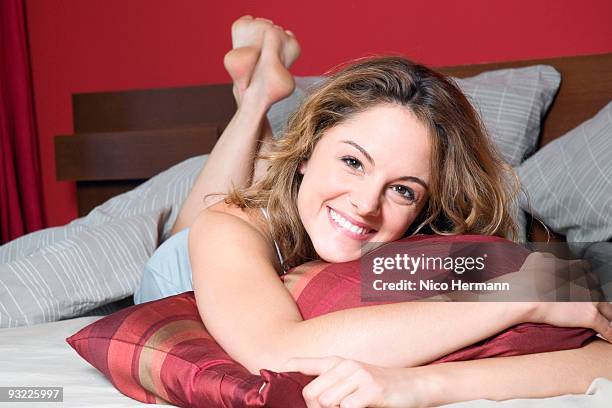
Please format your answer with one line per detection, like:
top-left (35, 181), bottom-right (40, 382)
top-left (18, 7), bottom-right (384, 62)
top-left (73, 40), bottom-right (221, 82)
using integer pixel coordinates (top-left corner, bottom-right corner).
top-left (67, 234), bottom-right (595, 407)
top-left (67, 292), bottom-right (311, 407)
top-left (284, 234), bottom-right (596, 363)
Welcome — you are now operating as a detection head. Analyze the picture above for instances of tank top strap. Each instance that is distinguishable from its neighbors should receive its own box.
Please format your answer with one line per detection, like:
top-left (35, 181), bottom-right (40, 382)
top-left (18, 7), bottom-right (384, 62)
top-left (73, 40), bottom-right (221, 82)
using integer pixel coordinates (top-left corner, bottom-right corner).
top-left (260, 207), bottom-right (287, 274)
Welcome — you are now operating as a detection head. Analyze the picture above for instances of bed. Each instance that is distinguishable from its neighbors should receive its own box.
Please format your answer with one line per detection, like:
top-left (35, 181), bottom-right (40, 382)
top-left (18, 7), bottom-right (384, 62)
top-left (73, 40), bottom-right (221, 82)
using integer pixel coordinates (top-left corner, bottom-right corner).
top-left (1, 53), bottom-right (611, 407)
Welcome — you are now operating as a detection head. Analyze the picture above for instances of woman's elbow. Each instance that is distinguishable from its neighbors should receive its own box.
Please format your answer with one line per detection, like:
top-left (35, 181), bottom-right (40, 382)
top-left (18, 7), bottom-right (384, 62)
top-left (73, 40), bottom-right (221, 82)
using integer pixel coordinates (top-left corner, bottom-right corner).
top-left (232, 326), bottom-right (302, 375)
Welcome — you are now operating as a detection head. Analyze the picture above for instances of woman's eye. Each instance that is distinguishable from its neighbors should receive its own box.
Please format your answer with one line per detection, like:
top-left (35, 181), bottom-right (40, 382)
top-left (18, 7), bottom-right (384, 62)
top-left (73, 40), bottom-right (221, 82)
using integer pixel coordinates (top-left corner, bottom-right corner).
top-left (392, 185), bottom-right (417, 202)
top-left (341, 156), bottom-right (363, 171)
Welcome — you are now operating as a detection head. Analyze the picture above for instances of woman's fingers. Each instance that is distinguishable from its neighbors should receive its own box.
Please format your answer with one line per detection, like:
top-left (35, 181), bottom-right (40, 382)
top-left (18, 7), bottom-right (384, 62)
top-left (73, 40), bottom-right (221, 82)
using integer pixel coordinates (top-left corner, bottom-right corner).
top-left (594, 303), bottom-right (612, 341)
top-left (590, 310), bottom-right (612, 341)
top-left (283, 356), bottom-right (352, 406)
top-left (576, 302), bottom-right (612, 341)
top-left (301, 359), bottom-right (361, 403)
top-left (317, 372), bottom-right (360, 407)
top-left (282, 357), bottom-right (384, 408)
top-left (597, 302), bottom-right (612, 320)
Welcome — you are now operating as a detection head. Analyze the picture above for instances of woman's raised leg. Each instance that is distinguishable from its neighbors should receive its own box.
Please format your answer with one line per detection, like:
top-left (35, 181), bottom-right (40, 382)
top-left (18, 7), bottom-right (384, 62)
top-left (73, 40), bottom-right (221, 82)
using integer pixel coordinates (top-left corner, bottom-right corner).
top-left (225, 16), bottom-right (300, 185)
top-left (171, 18), bottom-right (300, 235)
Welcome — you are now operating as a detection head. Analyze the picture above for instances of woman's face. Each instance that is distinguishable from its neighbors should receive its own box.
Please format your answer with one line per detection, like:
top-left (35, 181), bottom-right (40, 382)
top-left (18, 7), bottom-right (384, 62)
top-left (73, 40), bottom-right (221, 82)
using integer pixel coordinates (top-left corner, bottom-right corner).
top-left (297, 103), bottom-right (431, 263)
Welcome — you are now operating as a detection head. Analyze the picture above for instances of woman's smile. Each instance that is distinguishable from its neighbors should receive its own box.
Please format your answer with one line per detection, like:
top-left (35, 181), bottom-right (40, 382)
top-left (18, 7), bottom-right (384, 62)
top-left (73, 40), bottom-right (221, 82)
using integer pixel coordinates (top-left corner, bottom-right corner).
top-left (326, 206), bottom-right (377, 241)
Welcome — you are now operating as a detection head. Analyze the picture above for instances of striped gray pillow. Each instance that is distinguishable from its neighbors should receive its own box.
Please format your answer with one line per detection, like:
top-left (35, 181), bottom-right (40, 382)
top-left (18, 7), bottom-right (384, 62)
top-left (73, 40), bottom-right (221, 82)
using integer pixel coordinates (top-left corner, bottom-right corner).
top-left (0, 156), bottom-right (206, 327)
top-left (518, 102), bottom-right (612, 246)
top-left (0, 213), bottom-right (160, 328)
top-left (455, 65), bottom-right (560, 166)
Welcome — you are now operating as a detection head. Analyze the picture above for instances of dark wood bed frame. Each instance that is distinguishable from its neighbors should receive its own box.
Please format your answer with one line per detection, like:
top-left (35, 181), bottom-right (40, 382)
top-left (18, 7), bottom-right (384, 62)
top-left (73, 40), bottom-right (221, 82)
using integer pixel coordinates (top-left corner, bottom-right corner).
top-left (55, 53), bottom-right (612, 241)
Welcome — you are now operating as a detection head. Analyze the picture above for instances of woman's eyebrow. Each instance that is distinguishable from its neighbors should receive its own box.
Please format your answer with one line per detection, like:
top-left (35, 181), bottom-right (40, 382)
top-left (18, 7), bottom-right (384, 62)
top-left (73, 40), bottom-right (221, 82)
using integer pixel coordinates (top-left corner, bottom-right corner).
top-left (341, 140), bottom-right (429, 191)
top-left (341, 140), bottom-right (375, 165)
top-left (397, 176), bottom-right (429, 191)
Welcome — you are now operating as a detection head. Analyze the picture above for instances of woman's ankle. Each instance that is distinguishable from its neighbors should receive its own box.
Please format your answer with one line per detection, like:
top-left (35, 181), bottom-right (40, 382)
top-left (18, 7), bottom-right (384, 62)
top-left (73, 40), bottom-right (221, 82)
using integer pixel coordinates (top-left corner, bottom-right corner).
top-left (240, 86), bottom-right (275, 116)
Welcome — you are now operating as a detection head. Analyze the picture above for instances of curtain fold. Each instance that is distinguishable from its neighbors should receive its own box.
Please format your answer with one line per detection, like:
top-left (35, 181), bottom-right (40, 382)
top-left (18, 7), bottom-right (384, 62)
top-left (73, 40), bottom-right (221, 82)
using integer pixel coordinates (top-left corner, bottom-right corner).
top-left (0, 0), bottom-right (45, 244)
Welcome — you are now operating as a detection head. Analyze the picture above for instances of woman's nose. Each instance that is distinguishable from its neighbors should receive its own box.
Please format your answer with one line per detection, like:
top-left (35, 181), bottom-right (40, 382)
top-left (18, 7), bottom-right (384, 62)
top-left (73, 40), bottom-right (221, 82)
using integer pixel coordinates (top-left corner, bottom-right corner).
top-left (349, 187), bottom-right (381, 217)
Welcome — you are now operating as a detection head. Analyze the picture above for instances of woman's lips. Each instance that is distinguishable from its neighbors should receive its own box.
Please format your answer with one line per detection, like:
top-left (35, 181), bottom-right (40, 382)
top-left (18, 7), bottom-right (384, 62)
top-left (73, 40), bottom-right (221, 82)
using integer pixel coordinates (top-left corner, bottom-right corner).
top-left (326, 206), bottom-right (376, 241)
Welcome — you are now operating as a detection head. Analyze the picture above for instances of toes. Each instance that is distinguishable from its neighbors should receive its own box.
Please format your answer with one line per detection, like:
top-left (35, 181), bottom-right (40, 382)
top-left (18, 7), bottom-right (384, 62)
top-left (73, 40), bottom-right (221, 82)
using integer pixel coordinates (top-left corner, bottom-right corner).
top-left (255, 17), bottom-right (274, 24)
top-left (271, 25), bottom-right (285, 35)
top-left (232, 15), bottom-right (253, 30)
top-left (262, 25), bottom-right (283, 47)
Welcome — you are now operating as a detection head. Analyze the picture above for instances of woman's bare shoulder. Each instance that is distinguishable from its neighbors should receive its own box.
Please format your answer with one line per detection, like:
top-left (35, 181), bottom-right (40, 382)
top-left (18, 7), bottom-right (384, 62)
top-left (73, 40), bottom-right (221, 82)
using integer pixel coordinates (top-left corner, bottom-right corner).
top-left (204, 200), bottom-right (268, 236)
top-left (189, 200), bottom-right (280, 270)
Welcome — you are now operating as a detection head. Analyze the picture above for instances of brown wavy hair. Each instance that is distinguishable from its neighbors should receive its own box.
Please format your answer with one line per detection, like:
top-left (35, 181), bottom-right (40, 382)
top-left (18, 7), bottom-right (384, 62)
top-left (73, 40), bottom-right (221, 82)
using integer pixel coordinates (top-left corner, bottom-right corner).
top-left (223, 56), bottom-right (519, 271)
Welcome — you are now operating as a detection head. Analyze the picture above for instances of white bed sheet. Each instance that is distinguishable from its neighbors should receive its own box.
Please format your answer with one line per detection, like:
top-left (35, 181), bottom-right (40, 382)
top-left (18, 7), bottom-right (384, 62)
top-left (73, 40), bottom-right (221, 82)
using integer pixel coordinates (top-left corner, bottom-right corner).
top-left (0, 316), bottom-right (166, 408)
top-left (0, 316), bottom-right (610, 408)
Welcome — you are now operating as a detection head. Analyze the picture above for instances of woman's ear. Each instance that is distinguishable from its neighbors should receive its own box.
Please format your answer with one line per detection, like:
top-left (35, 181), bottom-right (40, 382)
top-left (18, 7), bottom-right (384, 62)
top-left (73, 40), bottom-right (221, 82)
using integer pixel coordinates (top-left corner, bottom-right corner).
top-left (298, 160), bottom-right (308, 175)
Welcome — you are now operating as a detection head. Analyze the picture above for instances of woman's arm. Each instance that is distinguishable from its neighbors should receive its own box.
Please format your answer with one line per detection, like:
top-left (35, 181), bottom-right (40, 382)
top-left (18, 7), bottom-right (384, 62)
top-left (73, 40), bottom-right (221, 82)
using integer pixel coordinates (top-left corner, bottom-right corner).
top-left (283, 339), bottom-right (612, 407)
top-left (189, 209), bottom-right (611, 375)
top-left (424, 339), bottom-right (612, 405)
top-left (171, 91), bottom-right (275, 235)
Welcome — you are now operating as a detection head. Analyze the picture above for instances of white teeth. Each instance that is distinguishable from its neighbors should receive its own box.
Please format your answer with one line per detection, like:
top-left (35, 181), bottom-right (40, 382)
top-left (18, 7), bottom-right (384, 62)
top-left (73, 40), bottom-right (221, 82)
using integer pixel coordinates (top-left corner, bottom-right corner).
top-left (329, 208), bottom-right (369, 235)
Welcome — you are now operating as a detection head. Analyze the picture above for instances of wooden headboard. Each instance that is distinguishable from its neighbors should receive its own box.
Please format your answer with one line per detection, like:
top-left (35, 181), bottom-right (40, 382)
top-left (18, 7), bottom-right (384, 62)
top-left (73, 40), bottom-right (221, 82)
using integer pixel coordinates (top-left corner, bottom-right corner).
top-left (55, 53), bottom-right (612, 239)
top-left (55, 84), bottom-right (236, 215)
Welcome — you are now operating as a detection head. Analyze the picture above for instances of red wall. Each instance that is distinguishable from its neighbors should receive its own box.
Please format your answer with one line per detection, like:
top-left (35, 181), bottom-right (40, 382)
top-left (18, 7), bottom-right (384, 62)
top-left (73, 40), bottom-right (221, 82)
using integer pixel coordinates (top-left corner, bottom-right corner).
top-left (25, 0), bottom-right (612, 227)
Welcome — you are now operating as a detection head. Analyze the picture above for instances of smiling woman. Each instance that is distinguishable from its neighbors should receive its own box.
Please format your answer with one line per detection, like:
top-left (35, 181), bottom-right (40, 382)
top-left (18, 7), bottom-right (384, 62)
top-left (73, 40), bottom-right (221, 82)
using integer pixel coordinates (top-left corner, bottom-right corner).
top-left (132, 15), bottom-right (612, 408)
top-left (296, 104), bottom-right (431, 263)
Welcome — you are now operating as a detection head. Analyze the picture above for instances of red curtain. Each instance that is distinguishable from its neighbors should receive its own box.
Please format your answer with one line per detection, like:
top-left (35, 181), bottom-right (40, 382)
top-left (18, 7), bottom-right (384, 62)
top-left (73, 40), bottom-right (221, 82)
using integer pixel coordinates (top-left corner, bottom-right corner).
top-left (0, 0), bottom-right (45, 244)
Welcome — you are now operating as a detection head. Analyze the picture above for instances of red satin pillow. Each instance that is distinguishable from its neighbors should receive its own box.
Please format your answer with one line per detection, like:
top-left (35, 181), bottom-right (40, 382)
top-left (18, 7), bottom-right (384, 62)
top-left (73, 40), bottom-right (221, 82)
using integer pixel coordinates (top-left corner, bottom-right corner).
top-left (284, 234), bottom-right (596, 363)
top-left (67, 292), bottom-right (311, 407)
top-left (67, 234), bottom-right (595, 407)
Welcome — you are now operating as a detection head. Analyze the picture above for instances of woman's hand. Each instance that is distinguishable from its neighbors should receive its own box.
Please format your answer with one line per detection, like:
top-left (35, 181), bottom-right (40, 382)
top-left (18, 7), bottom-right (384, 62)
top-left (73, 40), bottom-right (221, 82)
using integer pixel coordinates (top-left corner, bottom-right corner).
top-left (507, 251), bottom-right (602, 301)
top-left (510, 253), bottom-right (612, 340)
top-left (478, 251), bottom-right (612, 341)
top-left (281, 356), bottom-right (430, 408)
top-left (529, 301), bottom-right (612, 341)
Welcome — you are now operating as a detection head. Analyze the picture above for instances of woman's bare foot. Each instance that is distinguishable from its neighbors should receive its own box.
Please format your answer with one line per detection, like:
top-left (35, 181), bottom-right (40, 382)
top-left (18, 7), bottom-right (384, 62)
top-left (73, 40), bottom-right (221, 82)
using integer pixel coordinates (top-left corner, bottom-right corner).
top-left (224, 16), bottom-right (301, 104)
top-left (244, 26), bottom-right (296, 109)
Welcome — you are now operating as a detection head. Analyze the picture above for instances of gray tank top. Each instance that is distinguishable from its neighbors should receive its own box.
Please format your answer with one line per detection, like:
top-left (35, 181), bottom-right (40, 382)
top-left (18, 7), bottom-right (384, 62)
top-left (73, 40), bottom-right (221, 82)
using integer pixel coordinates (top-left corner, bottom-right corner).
top-left (260, 207), bottom-right (287, 274)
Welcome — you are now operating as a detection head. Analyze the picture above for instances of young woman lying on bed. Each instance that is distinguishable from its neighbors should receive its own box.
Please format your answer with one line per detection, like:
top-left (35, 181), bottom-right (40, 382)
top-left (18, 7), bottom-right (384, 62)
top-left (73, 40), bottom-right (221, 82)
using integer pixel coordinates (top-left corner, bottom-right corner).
top-left (135, 16), bottom-right (612, 407)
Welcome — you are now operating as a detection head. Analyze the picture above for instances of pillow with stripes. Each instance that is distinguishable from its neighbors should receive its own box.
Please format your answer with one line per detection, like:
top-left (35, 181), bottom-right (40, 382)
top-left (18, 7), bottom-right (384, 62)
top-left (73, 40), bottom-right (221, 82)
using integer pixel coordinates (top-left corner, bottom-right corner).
top-left (0, 156), bottom-right (206, 328)
top-left (518, 102), bottom-right (612, 252)
top-left (0, 212), bottom-right (161, 328)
